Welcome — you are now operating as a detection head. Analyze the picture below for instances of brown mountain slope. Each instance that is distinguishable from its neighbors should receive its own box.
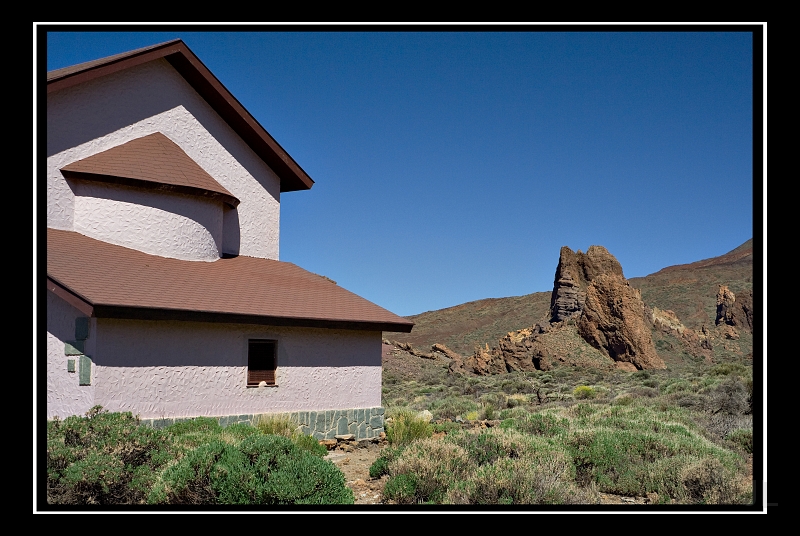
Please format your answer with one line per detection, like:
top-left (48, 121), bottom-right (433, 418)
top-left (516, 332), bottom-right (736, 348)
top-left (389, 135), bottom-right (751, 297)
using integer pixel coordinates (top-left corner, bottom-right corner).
top-left (385, 239), bottom-right (754, 356)
top-left (628, 239), bottom-right (753, 331)
top-left (386, 293), bottom-right (551, 357)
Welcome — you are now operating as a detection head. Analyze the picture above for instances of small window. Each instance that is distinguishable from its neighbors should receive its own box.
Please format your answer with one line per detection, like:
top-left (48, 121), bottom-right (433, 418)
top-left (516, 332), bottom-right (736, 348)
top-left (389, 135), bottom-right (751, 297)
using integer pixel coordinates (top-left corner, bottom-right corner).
top-left (248, 340), bottom-right (276, 386)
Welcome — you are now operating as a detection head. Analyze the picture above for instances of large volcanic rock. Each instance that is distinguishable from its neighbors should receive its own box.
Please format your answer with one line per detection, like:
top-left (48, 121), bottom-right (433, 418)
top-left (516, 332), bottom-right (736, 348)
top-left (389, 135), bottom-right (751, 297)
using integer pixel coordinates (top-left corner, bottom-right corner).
top-left (715, 285), bottom-right (753, 332)
top-left (577, 272), bottom-right (666, 369)
top-left (451, 245), bottom-right (666, 374)
top-left (549, 245), bottom-right (665, 370)
top-left (550, 246), bottom-right (624, 322)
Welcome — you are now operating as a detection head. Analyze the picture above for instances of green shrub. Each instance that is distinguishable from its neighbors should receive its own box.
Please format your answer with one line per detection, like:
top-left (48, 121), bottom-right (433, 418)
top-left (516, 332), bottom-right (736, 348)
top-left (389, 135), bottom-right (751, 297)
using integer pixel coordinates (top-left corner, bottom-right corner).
top-left (167, 416), bottom-right (222, 437)
top-left (450, 431), bottom-right (510, 466)
top-left (47, 406), bottom-right (173, 505)
top-left (630, 386), bottom-right (659, 398)
top-left (386, 438), bottom-right (472, 504)
top-left (383, 474), bottom-right (418, 504)
top-left (386, 409), bottom-right (433, 446)
top-left (570, 404), bottom-right (597, 419)
top-left (708, 363), bottom-right (751, 379)
top-left (564, 407), bottom-right (744, 501)
top-left (149, 434), bottom-right (353, 505)
top-left (252, 414), bottom-right (326, 456)
top-left (166, 417), bottom-right (260, 451)
top-left (385, 428), bottom-right (591, 505)
top-left (369, 456), bottom-right (391, 479)
top-left (428, 397), bottom-right (478, 421)
top-left (498, 406), bottom-right (530, 421)
top-left (725, 429), bottom-right (753, 454)
top-left (705, 377), bottom-right (750, 415)
top-left (680, 457), bottom-right (745, 504)
top-left (663, 379), bottom-right (692, 394)
top-left (573, 386), bottom-right (597, 399)
top-left (431, 420), bottom-right (462, 435)
top-left (499, 418), bottom-right (516, 430)
top-left (292, 432), bottom-right (328, 457)
top-left (513, 412), bottom-right (569, 437)
top-left (613, 395), bottom-right (634, 406)
top-left (445, 453), bottom-right (583, 505)
top-left (369, 446), bottom-right (402, 479)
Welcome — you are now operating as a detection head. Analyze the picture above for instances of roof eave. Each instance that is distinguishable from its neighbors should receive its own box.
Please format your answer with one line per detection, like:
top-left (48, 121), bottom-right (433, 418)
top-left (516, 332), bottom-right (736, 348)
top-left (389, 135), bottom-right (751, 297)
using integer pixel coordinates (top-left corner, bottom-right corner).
top-left (46, 277), bottom-right (414, 333)
top-left (91, 305), bottom-right (415, 333)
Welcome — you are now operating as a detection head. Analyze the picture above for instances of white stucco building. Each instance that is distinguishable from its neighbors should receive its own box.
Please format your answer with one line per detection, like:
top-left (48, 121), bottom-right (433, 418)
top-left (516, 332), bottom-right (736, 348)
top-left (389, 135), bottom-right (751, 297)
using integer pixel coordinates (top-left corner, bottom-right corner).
top-left (45, 39), bottom-right (412, 438)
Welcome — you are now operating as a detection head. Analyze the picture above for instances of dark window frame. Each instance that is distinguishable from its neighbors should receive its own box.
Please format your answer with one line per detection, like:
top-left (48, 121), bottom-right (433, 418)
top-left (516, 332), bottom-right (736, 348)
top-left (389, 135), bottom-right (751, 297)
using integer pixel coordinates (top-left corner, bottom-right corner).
top-left (248, 339), bottom-right (277, 387)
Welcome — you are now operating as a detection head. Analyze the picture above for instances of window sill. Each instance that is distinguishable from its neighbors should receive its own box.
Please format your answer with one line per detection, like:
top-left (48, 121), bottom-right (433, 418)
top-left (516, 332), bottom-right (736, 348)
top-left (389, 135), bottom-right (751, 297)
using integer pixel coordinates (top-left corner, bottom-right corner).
top-left (247, 384), bottom-right (278, 388)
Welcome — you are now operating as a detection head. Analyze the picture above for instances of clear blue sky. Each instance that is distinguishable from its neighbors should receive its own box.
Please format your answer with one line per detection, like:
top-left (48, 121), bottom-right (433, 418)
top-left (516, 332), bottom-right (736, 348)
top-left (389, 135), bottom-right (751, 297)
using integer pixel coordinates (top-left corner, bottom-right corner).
top-left (42, 27), bottom-right (760, 317)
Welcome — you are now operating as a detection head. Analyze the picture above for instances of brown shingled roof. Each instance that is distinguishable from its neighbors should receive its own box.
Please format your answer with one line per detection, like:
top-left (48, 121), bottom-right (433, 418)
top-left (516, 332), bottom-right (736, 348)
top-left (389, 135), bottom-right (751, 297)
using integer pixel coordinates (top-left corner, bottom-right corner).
top-left (47, 229), bottom-right (414, 333)
top-left (61, 132), bottom-right (240, 207)
top-left (47, 39), bottom-right (314, 193)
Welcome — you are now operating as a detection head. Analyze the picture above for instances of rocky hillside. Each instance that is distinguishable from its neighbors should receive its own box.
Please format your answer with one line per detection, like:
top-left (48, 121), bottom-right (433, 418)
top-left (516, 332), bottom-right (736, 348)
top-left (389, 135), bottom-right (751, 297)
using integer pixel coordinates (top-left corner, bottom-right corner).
top-left (385, 239), bottom-right (754, 372)
top-left (387, 292), bottom-right (552, 357)
top-left (628, 239), bottom-right (753, 331)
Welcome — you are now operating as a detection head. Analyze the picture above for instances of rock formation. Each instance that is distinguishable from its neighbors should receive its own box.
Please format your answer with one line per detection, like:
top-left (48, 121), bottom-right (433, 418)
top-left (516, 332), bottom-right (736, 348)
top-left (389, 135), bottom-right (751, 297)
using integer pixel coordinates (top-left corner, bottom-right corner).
top-left (577, 271), bottom-right (666, 369)
top-left (448, 245), bottom-right (667, 374)
top-left (431, 343), bottom-right (462, 361)
top-left (715, 285), bottom-right (753, 332)
top-left (449, 325), bottom-right (551, 375)
top-left (550, 246), bottom-right (624, 323)
top-left (648, 306), bottom-right (712, 361)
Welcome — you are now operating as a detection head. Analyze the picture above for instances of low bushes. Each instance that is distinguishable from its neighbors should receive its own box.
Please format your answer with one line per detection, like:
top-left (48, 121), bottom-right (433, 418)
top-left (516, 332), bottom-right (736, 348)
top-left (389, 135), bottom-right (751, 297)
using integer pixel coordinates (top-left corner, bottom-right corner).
top-left (573, 385), bottom-right (597, 400)
top-left (46, 406), bottom-right (173, 505)
top-left (148, 434), bottom-right (353, 505)
top-left (427, 397), bottom-right (479, 421)
top-left (562, 403), bottom-right (747, 503)
top-left (253, 414), bottom-right (327, 457)
top-left (511, 412), bottom-right (569, 437)
top-left (380, 399), bottom-right (751, 505)
top-left (47, 407), bottom-right (351, 505)
top-left (725, 428), bottom-right (753, 454)
top-left (382, 429), bottom-right (589, 505)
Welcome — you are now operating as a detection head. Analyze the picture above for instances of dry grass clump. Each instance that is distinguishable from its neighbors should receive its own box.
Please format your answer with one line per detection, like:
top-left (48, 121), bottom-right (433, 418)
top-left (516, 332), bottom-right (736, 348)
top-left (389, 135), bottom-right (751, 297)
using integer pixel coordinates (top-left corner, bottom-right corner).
top-left (385, 408), bottom-right (433, 446)
top-left (253, 414), bottom-right (297, 437)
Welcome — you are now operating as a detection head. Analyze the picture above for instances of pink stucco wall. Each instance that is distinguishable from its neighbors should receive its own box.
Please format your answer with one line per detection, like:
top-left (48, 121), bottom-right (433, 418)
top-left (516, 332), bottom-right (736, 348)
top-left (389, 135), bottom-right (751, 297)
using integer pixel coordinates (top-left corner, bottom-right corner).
top-left (47, 59), bottom-right (281, 261)
top-left (46, 307), bottom-right (383, 420)
top-left (73, 181), bottom-right (223, 261)
top-left (46, 292), bottom-right (97, 419)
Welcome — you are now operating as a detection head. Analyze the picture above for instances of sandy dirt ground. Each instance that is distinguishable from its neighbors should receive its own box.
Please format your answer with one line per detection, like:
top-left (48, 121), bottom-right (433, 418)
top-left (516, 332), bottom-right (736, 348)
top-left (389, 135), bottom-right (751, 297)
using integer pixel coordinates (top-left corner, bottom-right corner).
top-left (325, 442), bottom-right (387, 505)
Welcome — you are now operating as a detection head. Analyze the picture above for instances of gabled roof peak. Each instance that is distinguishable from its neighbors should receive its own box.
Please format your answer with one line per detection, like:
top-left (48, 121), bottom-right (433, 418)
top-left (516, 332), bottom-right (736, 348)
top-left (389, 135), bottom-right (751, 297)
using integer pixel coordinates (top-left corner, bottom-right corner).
top-left (47, 39), bottom-right (314, 193)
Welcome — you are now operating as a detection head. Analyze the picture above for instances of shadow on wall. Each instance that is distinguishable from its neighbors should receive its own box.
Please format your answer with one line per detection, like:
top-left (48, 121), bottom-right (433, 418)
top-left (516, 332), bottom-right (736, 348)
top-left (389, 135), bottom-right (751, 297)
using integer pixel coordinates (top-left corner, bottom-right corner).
top-left (222, 205), bottom-right (240, 257)
top-left (91, 323), bottom-right (381, 368)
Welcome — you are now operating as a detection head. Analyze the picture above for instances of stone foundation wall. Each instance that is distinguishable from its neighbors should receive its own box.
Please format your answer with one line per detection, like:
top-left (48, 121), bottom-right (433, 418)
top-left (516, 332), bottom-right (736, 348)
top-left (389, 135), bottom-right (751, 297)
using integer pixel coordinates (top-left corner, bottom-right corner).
top-left (140, 406), bottom-right (385, 440)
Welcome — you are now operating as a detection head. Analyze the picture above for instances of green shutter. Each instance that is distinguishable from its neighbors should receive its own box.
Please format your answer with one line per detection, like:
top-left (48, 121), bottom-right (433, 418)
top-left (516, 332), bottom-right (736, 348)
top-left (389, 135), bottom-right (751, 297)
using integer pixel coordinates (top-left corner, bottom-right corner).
top-left (79, 355), bottom-right (92, 385)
